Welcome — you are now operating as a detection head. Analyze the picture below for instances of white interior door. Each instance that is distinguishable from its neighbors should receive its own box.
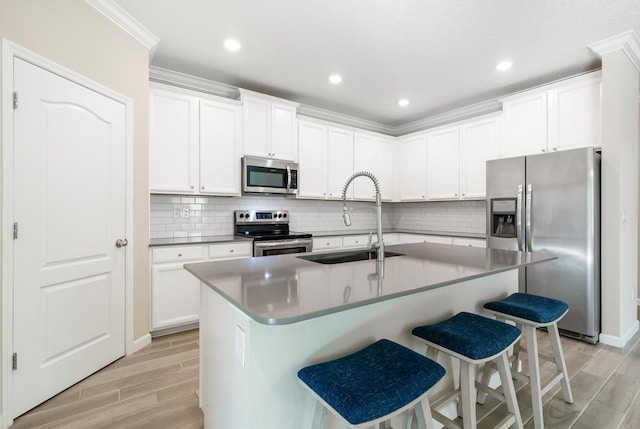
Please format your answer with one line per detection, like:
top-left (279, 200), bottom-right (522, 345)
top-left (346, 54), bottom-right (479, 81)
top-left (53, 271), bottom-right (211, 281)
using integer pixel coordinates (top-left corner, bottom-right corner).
top-left (11, 58), bottom-right (126, 417)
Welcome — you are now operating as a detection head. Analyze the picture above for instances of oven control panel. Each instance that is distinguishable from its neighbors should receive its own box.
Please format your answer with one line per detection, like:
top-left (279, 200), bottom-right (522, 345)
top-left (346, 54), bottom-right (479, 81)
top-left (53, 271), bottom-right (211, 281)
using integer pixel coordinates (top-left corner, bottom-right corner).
top-left (235, 210), bottom-right (289, 224)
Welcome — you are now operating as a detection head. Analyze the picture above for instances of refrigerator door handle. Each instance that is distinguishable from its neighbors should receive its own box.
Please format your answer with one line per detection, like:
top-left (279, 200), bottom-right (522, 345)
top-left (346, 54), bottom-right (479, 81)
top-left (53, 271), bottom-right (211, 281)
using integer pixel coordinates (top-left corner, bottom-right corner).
top-left (516, 184), bottom-right (523, 251)
top-left (526, 184), bottom-right (533, 251)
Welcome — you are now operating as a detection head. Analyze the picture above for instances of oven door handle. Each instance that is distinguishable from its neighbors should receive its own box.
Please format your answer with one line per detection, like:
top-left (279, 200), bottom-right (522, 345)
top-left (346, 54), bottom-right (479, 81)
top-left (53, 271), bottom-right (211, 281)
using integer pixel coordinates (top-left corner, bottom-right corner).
top-left (254, 239), bottom-right (313, 249)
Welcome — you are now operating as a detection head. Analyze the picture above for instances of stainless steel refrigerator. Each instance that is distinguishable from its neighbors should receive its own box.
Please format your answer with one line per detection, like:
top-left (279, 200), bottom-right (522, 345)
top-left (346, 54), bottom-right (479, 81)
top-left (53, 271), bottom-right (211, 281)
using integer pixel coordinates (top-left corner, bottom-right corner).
top-left (486, 147), bottom-right (600, 343)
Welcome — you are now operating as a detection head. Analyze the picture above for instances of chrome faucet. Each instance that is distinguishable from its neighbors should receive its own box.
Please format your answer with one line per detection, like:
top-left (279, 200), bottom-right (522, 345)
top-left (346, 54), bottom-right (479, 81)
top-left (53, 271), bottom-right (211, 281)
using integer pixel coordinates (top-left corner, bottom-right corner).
top-left (341, 171), bottom-right (385, 263)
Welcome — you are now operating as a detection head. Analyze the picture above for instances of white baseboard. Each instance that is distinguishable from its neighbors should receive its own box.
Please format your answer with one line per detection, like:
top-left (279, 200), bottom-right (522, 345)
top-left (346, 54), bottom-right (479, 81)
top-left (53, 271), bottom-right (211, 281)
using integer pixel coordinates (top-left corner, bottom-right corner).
top-left (130, 332), bottom-right (152, 355)
top-left (599, 320), bottom-right (640, 348)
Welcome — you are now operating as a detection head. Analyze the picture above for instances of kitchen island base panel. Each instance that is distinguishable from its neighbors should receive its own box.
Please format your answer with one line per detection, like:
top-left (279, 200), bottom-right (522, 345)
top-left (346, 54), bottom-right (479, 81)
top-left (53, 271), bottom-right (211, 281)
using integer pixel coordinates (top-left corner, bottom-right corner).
top-left (199, 269), bottom-right (519, 429)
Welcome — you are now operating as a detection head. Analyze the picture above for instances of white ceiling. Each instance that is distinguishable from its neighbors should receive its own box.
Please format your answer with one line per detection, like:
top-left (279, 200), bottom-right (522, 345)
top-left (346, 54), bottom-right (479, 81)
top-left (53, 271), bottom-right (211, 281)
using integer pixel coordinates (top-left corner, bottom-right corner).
top-left (113, 0), bottom-right (640, 128)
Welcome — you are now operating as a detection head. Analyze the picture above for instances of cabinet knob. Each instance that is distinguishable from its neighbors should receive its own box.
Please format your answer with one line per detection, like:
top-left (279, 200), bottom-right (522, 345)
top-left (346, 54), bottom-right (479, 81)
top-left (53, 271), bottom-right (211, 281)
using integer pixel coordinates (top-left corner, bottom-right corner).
top-left (201, 186), bottom-right (205, 190)
top-left (230, 249), bottom-right (234, 253)
top-left (552, 147), bottom-right (557, 151)
top-left (541, 149), bottom-right (546, 152)
top-left (190, 185), bottom-right (195, 189)
top-left (177, 253), bottom-right (183, 257)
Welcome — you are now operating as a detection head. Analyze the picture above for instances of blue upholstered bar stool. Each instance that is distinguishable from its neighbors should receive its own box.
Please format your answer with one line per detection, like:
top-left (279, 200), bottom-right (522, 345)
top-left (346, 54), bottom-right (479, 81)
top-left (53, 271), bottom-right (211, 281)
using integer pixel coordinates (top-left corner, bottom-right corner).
top-left (481, 293), bottom-right (574, 429)
top-left (297, 339), bottom-right (445, 429)
top-left (412, 312), bottom-right (523, 429)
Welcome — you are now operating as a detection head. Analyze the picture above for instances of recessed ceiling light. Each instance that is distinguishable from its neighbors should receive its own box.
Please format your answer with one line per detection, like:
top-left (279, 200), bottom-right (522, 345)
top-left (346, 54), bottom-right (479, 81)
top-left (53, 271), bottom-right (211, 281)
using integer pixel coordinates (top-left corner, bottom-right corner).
top-left (398, 99), bottom-right (410, 107)
top-left (496, 61), bottom-right (513, 71)
top-left (329, 74), bottom-right (342, 84)
top-left (224, 38), bottom-right (241, 52)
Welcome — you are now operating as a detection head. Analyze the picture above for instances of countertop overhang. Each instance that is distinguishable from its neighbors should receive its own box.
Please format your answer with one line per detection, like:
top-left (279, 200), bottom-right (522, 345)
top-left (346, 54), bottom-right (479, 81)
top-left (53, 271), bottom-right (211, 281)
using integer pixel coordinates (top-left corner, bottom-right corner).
top-left (185, 242), bottom-right (555, 325)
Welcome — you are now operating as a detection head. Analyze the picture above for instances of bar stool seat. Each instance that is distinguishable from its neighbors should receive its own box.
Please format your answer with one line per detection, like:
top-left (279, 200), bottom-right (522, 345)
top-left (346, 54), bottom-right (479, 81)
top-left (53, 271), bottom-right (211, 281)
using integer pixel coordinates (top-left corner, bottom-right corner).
top-left (412, 312), bottom-right (523, 429)
top-left (482, 293), bottom-right (574, 429)
top-left (298, 339), bottom-right (446, 429)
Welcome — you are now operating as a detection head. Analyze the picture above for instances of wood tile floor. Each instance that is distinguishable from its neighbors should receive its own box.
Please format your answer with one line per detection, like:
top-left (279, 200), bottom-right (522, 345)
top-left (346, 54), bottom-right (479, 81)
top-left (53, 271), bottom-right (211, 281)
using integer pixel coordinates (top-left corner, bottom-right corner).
top-left (10, 329), bottom-right (202, 429)
top-left (9, 314), bottom-right (640, 428)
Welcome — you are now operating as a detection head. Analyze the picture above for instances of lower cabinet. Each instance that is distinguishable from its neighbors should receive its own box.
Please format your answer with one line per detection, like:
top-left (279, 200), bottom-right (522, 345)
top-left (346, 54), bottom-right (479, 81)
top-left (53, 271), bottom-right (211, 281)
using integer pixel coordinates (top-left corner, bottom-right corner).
top-left (150, 241), bottom-right (252, 332)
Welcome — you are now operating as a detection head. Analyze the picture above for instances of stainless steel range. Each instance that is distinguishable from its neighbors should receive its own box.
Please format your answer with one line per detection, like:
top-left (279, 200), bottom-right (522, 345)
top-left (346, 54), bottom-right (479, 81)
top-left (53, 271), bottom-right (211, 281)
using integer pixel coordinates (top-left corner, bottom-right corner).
top-left (234, 210), bottom-right (313, 256)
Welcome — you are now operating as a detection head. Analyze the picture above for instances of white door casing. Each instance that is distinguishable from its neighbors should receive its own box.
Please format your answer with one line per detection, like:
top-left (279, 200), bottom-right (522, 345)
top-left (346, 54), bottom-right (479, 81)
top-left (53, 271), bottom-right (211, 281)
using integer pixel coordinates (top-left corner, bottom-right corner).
top-left (4, 48), bottom-right (131, 420)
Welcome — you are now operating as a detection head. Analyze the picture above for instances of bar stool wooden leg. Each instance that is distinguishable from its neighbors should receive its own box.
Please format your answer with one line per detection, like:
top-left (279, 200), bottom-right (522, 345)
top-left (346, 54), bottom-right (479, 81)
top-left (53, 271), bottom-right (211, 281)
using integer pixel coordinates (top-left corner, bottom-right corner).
top-left (495, 350), bottom-right (523, 429)
top-left (459, 361), bottom-right (477, 429)
top-left (548, 323), bottom-right (574, 404)
top-left (525, 325), bottom-right (544, 429)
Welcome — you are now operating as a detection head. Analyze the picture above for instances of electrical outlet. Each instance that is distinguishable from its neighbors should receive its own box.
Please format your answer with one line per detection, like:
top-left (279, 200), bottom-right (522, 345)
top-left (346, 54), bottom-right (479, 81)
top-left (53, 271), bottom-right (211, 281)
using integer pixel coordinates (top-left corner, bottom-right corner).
top-left (173, 208), bottom-right (181, 219)
top-left (181, 207), bottom-right (190, 219)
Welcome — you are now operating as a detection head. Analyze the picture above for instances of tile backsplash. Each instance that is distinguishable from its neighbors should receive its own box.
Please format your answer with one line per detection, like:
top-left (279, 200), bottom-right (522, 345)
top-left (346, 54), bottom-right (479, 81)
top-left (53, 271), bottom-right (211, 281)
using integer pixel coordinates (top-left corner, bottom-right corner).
top-left (150, 194), bottom-right (486, 239)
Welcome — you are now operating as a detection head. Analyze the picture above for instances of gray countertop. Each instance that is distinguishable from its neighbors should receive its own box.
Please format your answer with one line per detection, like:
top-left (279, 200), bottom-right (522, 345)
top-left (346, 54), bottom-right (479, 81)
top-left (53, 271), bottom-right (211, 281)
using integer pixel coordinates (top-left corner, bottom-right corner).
top-left (185, 242), bottom-right (553, 325)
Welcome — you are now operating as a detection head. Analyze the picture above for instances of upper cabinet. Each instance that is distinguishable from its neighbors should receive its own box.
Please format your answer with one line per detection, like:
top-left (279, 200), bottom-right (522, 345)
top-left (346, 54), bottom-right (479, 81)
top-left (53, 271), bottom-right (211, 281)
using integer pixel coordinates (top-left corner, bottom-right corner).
top-left (353, 134), bottom-right (394, 201)
top-left (298, 118), bottom-right (396, 201)
top-left (298, 119), bottom-right (354, 199)
top-left (400, 114), bottom-right (499, 201)
top-left (149, 83), bottom-right (242, 196)
top-left (500, 72), bottom-right (601, 157)
top-left (399, 134), bottom-right (427, 201)
top-left (239, 89), bottom-right (299, 161)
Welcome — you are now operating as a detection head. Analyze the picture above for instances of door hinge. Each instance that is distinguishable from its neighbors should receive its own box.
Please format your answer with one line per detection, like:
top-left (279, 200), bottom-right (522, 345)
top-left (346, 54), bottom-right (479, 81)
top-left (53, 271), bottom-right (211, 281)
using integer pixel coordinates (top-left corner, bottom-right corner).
top-left (13, 91), bottom-right (18, 109)
top-left (12, 353), bottom-right (17, 371)
top-left (13, 222), bottom-right (18, 240)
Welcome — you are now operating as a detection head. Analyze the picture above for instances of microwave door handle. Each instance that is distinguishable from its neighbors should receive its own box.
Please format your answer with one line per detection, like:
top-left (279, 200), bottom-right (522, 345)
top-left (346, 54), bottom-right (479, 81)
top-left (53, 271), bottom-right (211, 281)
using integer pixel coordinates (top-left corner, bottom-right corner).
top-left (286, 165), bottom-right (292, 194)
top-left (526, 184), bottom-right (533, 251)
top-left (516, 184), bottom-right (523, 251)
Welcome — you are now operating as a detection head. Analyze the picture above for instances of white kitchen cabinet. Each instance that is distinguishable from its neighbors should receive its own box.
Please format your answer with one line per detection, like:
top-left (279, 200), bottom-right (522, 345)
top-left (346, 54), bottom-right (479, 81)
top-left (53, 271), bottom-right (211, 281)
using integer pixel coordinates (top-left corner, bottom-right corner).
top-left (353, 134), bottom-right (394, 201)
top-left (312, 236), bottom-right (342, 252)
top-left (298, 119), bottom-right (354, 200)
top-left (459, 116), bottom-right (500, 199)
top-left (399, 134), bottom-right (427, 201)
top-left (149, 85), bottom-right (199, 193)
top-left (240, 90), bottom-right (299, 161)
top-left (149, 83), bottom-right (242, 196)
top-left (199, 98), bottom-right (243, 195)
top-left (298, 120), bottom-right (328, 198)
top-left (426, 127), bottom-right (460, 199)
top-left (150, 245), bottom-right (207, 331)
top-left (150, 241), bottom-right (252, 332)
top-left (397, 234), bottom-right (454, 245)
top-left (342, 234), bottom-right (371, 248)
top-left (326, 128), bottom-right (354, 199)
top-left (500, 72), bottom-right (601, 157)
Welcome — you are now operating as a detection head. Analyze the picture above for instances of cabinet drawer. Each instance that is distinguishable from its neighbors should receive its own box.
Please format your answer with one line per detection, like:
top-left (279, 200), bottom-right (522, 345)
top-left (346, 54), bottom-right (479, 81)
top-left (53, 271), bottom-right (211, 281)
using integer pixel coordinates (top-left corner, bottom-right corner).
top-left (342, 234), bottom-right (370, 248)
top-left (152, 246), bottom-right (207, 263)
top-left (208, 242), bottom-right (252, 259)
top-left (313, 237), bottom-right (342, 252)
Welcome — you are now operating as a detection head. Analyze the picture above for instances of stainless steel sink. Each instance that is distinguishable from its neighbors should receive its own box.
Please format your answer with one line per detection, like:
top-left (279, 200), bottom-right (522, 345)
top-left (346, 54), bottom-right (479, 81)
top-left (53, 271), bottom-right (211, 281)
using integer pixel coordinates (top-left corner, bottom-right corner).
top-left (297, 249), bottom-right (404, 265)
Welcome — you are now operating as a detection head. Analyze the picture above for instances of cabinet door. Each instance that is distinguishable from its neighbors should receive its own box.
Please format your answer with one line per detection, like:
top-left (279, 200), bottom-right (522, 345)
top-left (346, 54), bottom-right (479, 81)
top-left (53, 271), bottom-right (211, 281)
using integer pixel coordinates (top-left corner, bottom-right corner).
top-left (376, 139), bottom-right (394, 201)
top-left (548, 75), bottom-right (601, 151)
top-left (199, 99), bottom-right (242, 195)
top-left (151, 262), bottom-right (201, 330)
top-left (353, 134), bottom-right (376, 200)
top-left (298, 121), bottom-right (327, 198)
top-left (460, 117), bottom-right (500, 199)
top-left (326, 128), bottom-right (354, 199)
top-left (270, 103), bottom-right (298, 161)
top-left (149, 88), bottom-right (199, 193)
top-left (399, 135), bottom-right (426, 200)
top-left (426, 127), bottom-right (460, 200)
top-left (501, 92), bottom-right (548, 157)
top-left (242, 96), bottom-right (270, 158)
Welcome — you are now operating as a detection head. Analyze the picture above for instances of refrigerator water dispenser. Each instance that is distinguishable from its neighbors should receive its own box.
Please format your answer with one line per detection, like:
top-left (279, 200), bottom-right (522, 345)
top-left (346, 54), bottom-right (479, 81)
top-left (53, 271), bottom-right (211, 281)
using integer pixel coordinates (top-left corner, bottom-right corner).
top-left (490, 198), bottom-right (517, 238)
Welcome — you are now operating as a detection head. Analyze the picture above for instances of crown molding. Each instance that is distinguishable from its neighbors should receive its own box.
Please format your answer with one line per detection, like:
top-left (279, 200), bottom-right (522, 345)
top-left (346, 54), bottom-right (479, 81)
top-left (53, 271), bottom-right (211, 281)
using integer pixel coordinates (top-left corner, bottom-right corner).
top-left (588, 29), bottom-right (640, 72)
top-left (296, 104), bottom-right (397, 135)
top-left (149, 66), bottom-right (240, 99)
top-left (84, 0), bottom-right (159, 58)
top-left (393, 99), bottom-right (503, 136)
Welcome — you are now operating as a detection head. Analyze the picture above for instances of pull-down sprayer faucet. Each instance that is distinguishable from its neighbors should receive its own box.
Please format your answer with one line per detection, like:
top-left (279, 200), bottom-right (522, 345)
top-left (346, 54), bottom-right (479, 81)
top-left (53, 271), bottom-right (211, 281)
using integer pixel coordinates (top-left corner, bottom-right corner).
top-left (341, 171), bottom-right (385, 263)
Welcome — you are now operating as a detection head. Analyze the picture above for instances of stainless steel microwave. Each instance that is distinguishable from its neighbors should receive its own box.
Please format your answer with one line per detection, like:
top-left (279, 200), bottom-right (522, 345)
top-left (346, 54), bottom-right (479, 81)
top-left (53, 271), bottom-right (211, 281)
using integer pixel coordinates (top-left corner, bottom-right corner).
top-left (242, 156), bottom-right (299, 195)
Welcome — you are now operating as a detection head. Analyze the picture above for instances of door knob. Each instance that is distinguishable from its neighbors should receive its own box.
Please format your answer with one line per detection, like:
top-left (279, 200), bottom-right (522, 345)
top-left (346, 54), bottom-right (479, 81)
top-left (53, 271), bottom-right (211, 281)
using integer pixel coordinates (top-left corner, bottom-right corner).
top-left (115, 238), bottom-right (128, 248)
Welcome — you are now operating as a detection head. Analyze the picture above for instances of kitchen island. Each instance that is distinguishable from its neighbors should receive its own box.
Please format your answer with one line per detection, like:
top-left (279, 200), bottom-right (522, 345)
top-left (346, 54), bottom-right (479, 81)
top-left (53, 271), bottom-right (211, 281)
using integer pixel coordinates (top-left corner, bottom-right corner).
top-left (185, 242), bottom-right (554, 429)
